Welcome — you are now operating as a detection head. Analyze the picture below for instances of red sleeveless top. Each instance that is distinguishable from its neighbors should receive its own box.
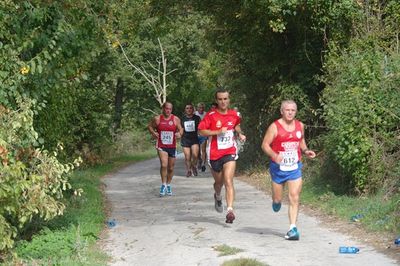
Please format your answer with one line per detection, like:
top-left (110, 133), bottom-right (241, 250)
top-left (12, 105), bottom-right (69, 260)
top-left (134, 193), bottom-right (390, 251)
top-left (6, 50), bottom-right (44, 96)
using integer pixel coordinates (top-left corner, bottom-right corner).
top-left (156, 115), bottom-right (177, 149)
top-left (271, 120), bottom-right (302, 164)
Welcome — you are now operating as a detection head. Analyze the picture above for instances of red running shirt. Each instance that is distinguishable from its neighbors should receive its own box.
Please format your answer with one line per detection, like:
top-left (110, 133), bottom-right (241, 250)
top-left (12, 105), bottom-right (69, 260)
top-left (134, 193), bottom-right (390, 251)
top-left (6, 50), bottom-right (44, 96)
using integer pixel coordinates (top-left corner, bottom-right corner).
top-left (156, 115), bottom-right (177, 149)
top-left (271, 120), bottom-right (303, 171)
top-left (198, 110), bottom-right (241, 160)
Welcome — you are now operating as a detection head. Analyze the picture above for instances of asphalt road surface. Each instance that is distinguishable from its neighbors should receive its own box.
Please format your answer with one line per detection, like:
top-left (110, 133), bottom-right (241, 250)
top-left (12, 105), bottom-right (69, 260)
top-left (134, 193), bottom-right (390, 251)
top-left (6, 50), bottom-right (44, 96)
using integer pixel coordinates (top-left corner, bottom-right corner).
top-left (101, 153), bottom-right (398, 266)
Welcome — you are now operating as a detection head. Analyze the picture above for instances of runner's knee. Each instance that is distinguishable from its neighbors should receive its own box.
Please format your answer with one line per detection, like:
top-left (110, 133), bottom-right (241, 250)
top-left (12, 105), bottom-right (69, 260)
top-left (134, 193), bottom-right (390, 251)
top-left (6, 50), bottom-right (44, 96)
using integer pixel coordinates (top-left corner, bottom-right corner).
top-left (288, 192), bottom-right (300, 204)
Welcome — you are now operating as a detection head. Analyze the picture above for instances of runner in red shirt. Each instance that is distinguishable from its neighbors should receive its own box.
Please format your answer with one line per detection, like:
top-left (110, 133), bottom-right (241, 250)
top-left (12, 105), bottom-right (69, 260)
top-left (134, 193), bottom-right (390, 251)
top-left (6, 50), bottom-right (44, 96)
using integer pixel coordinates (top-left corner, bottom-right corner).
top-left (261, 100), bottom-right (316, 240)
top-left (148, 102), bottom-right (183, 197)
top-left (198, 88), bottom-right (246, 223)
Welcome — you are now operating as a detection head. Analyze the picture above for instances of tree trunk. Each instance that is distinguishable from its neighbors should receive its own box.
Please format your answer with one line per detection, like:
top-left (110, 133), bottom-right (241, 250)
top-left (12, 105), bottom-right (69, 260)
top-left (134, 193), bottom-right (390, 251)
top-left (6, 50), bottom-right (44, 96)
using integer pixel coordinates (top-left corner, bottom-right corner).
top-left (113, 77), bottom-right (124, 133)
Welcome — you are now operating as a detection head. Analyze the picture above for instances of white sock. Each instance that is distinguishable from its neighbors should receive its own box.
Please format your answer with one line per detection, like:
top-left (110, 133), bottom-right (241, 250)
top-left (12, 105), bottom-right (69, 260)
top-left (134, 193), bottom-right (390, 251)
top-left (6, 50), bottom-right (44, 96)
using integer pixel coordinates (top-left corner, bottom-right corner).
top-left (162, 183), bottom-right (167, 186)
top-left (215, 193), bottom-right (222, 200)
top-left (289, 224), bottom-right (296, 230)
top-left (227, 207), bottom-right (233, 212)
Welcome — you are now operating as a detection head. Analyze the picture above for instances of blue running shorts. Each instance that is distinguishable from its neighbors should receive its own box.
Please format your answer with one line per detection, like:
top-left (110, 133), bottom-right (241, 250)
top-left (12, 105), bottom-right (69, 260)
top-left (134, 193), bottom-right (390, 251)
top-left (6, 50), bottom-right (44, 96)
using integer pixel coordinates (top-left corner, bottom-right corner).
top-left (198, 135), bottom-right (207, 145)
top-left (269, 161), bottom-right (303, 184)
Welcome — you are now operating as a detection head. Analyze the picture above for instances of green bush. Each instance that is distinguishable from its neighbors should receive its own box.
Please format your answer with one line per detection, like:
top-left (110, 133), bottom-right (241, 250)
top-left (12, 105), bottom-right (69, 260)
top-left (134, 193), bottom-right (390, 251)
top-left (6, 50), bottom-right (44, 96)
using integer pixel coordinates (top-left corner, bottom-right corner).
top-left (321, 41), bottom-right (400, 193)
top-left (0, 99), bottom-right (77, 256)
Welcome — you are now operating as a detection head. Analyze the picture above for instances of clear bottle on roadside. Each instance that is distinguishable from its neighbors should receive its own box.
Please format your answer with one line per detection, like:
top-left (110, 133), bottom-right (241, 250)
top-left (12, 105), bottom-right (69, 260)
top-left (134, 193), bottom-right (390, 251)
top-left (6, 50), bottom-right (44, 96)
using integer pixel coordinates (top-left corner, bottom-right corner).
top-left (339, 246), bottom-right (359, 254)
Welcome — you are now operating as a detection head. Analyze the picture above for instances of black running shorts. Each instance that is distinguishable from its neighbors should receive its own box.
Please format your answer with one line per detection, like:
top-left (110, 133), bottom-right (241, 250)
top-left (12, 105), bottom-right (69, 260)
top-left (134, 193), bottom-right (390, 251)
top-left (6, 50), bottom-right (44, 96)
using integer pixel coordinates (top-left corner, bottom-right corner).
top-left (209, 154), bottom-right (237, 172)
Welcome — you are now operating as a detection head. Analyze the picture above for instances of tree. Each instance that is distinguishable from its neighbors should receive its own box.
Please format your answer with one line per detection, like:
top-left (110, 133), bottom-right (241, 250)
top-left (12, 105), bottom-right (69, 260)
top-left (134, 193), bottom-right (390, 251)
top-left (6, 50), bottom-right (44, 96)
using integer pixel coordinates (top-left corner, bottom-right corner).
top-left (119, 38), bottom-right (176, 111)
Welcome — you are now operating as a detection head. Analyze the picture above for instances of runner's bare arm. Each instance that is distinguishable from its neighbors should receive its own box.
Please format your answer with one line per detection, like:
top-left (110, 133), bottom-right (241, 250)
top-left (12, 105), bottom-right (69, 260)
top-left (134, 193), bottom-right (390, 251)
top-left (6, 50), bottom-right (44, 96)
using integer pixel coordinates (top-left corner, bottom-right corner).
top-left (234, 124), bottom-right (246, 142)
top-left (199, 127), bottom-right (226, 137)
top-left (261, 123), bottom-right (281, 162)
top-left (147, 116), bottom-right (159, 139)
top-left (175, 117), bottom-right (183, 138)
top-left (299, 122), bottom-right (316, 158)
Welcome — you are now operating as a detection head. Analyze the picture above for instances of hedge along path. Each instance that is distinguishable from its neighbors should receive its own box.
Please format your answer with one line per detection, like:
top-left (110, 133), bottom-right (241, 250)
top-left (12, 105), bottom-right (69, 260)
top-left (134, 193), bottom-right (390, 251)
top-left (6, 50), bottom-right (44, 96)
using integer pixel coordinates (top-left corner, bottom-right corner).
top-left (101, 154), bottom-right (397, 266)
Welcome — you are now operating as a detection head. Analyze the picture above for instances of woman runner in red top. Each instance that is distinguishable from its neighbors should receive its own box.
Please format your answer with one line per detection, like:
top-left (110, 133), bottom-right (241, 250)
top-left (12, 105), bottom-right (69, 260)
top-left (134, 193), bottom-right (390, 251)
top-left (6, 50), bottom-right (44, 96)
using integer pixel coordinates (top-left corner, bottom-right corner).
top-left (148, 102), bottom-right (183, 197)
top-left (261, 100), bottom-right (316, 240)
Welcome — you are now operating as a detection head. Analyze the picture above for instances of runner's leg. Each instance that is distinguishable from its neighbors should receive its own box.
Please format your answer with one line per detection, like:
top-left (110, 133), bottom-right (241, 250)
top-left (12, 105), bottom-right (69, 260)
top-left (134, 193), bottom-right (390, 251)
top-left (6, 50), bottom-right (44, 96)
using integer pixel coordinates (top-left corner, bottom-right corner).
top-left (167, 156), bottom-right (176, 184)
top-left (272, 181), bottom-right (284, 204)
top-left (158, 149), bottom-right (169, 184)
top-left (183, 146), bottom-right (191, 172)
top-left (222, 160), bottom-right (236, 209)
top-left (201, 140), bottom-right (207, 167)
top-left (191, 144), bottom-right (199, 174)
top-left (287, 178), bottom-right (302, 225)
top-left (211, 169), bottom-right (223, 197)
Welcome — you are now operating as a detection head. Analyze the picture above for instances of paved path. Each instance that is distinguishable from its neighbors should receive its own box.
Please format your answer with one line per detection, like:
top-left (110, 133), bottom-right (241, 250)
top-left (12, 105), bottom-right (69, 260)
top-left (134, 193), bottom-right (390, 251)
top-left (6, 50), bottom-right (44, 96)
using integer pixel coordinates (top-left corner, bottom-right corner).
top-left (102, 154), bottom-right (398, 266)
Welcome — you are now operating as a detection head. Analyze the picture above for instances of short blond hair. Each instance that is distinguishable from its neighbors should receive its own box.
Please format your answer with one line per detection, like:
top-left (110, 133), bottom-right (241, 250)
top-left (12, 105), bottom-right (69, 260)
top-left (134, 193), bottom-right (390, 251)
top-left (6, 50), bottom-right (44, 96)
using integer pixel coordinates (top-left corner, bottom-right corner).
top-left (280, 100), bottom-right (297, 112)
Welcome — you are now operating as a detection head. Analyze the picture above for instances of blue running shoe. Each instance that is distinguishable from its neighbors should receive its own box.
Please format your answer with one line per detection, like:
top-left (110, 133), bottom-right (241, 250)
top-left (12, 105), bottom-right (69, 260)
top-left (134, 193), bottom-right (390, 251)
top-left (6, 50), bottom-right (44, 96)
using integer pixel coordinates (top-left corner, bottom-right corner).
top-left (272, 201), bottom-right (281, 212)
top-left (159, 184), bottom-right (166, 197)
top-left (166, 184), bottom-right (172, 196)
top-left (285, 227), bottom-right (300, 240)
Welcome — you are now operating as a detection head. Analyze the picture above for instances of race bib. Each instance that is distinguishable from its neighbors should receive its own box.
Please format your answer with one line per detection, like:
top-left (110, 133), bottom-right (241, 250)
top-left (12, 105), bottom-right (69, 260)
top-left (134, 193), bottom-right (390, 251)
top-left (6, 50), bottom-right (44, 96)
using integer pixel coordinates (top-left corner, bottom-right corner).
top-left (279, 150), bottom-right (299, 171)
top-left (217, 130), bottom-right (234, 150)
top-left (184, 120), bottom-right (195, 132)
top-left (160, 131), bottom-right (173, 145)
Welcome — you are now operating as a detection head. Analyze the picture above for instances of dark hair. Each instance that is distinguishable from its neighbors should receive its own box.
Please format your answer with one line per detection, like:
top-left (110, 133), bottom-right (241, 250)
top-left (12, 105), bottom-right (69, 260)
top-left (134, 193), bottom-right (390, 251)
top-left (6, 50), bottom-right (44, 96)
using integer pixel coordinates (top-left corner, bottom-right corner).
top-left (184, 103), bottom-right (194, 110)
top-left (214, 87), bottom-right (229, 99)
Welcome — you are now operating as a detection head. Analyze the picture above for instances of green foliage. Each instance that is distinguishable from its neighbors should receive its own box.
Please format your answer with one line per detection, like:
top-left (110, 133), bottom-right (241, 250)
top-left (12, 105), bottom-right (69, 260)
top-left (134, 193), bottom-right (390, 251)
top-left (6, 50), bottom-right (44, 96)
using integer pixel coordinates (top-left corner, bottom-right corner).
top-left (322, 32), bottom-right (400, 193)
top-left (0, 0), bottom-right (121, 160)
top-left (0, 99), bottom-right (77, 254)
top-left (301, 160), bottom-right (400, 234)
top-left (15, 170), bottom-right (104, 262)
top-left (181, 0), bottom-right (359, 169)
top-left (12, 150), bottom-right (156, 265)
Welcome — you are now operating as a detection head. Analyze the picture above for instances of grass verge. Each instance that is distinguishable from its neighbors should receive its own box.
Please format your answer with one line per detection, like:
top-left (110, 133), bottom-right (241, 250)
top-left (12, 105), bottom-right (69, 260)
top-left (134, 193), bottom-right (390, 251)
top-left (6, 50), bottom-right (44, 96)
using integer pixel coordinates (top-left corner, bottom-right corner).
top-left (10, 149), bottom-right (156, 265)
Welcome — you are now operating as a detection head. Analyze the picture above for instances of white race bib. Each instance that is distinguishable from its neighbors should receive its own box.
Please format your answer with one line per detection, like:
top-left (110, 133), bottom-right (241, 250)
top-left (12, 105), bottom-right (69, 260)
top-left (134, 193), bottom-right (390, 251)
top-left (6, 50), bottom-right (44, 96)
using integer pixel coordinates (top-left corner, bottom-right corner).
top-left (184, 120), bottom-right (195, 132)
top-left (217, 130), bottom-right (234, 150)
top-left (160, 131), bottom-right (173, 145)
top-left (279, 150), bottom-right (299, 171)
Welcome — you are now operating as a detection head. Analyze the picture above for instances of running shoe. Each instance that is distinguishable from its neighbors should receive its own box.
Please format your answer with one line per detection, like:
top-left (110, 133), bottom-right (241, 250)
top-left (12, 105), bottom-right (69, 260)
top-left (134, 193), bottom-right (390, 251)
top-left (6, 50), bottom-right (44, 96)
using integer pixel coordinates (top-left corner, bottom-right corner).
top-left (272, 201), bottom-right (281, 212)
top-left (192, 167), bottom-right (198, 176)
top-left (166, 184), bottom-right (172, 196)
top-left (285, 227), bottom-right (300, 240)
top-left (186, 170), bottom-right (192, 177)
top-left (159, 184), bottom-right (166, 197)
top-left (225, 210), bottom-right (235, 224)
top-left (201, 165), bottom-right (206, 172)
top-left (214, 193), bottom-right (223, 213)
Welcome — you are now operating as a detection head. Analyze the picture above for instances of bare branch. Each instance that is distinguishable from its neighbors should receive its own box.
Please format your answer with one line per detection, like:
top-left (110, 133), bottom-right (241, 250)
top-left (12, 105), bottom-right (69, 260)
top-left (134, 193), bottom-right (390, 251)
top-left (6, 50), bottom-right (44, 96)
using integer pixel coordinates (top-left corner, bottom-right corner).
top-left (142, 107), bottom-right (158, 116)
top-left (118, 38), bottom-right (177, 107)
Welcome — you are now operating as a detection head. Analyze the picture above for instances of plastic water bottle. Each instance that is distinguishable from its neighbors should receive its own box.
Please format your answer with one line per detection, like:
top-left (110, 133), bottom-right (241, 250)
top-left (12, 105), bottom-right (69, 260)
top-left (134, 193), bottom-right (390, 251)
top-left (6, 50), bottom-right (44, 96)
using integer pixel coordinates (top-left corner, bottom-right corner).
top-left (395, 238), bottom-right (400, 246)
top-left (339, 246), bottom-right (359, 254)
top-left (107, 219), bottom-right (116, 228)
